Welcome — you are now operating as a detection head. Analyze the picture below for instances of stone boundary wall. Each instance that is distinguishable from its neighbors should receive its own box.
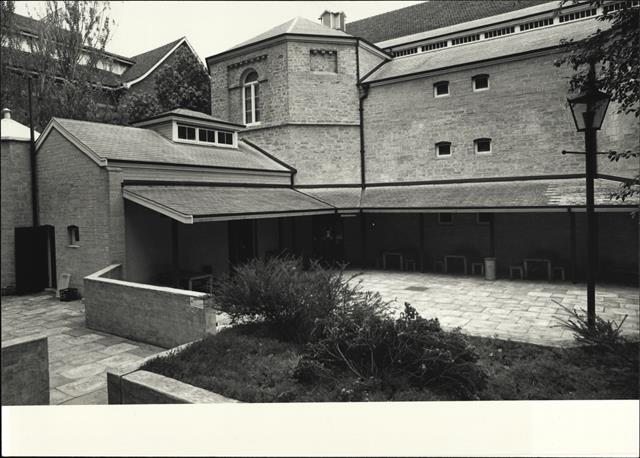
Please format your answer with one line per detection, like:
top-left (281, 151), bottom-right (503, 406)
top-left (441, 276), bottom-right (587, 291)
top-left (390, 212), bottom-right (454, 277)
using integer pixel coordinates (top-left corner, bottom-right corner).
top-left (1, 335), bottom-right (50, 405)
top-left (84, 264), bottom-right (217, 349)
top-left (107, 342), bottom-right (238, 404)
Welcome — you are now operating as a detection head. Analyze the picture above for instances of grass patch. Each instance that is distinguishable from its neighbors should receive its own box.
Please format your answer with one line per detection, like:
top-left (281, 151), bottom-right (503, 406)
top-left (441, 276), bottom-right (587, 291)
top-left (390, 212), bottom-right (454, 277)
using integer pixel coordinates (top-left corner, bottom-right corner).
top-left (141, 323), bottom-right (639, 402)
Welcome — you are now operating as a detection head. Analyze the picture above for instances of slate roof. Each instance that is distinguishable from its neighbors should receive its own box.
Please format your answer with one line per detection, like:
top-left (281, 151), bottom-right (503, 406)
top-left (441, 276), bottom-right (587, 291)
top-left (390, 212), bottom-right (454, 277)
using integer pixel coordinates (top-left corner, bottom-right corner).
top-left (298, 187), bottom-right (363, 209)
top-left (124, 185), bottom-right (334, 219)
top-left (346, 0), bottom-right (551, 44)
top-left (359, 178), bottom-right (633, 209)
top-left (121, 38), bottom-right (183, 83)
top-left (49, 118), bottom-right (289, 172)
top-left (228, 16), bottom-right (353, 51)
top-left (364, 18), bottom-right (602, 83)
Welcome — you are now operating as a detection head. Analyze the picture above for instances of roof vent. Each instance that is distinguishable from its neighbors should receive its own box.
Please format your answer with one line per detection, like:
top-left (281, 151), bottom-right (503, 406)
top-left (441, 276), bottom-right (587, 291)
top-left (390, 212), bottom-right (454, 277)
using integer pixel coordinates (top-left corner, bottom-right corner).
top-left (319, 10), bottom-right (346, 32)
top-left (2, 108), bottom-right (11, 119)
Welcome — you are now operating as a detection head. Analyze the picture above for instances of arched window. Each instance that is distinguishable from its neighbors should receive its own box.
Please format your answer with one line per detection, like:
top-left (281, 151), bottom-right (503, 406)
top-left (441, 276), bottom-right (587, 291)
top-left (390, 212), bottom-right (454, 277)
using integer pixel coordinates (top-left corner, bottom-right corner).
top-left (243, 71), bottom-right (260, 125)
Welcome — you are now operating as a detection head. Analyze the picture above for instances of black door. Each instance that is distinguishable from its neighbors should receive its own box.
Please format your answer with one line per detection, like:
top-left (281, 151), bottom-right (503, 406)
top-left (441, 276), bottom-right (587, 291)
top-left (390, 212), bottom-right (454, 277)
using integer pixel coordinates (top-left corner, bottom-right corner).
top-left (229, 220), bottom-right (255, 267)
top-left (15, 225), bottom-right (56, 294)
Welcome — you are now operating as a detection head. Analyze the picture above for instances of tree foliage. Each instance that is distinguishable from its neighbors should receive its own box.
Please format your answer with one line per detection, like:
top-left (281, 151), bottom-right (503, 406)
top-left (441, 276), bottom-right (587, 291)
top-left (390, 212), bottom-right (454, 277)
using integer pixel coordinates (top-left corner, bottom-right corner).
top-left (118, 44), bottom-right (211, 123)
top-left (554, 1), bottom-right (640, 206)
top-left (1, 1), bottom-right (116, 129)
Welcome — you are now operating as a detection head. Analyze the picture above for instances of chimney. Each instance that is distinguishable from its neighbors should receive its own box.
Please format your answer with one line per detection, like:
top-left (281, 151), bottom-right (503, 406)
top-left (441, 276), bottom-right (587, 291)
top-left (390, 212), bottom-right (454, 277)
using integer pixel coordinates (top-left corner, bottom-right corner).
top-left (319, 10), bottom-right (346, 32)
top-left (2, 108), bottom-right (11, 119)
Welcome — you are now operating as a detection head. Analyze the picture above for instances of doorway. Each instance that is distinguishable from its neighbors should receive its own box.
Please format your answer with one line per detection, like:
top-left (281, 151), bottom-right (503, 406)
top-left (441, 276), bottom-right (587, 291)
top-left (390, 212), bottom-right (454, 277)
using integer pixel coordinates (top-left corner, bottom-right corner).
top-left (14, 225), bottom-right (57, 294)
top-left (228, 219), bottom-right (256, 268)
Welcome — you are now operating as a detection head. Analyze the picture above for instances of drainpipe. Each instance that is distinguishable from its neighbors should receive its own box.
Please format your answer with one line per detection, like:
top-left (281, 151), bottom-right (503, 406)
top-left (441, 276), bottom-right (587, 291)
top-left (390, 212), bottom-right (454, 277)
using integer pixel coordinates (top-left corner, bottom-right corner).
top-left (28, 77), bottom-right (39, 227)
top-left (358, 83), bottom-right (370, 189)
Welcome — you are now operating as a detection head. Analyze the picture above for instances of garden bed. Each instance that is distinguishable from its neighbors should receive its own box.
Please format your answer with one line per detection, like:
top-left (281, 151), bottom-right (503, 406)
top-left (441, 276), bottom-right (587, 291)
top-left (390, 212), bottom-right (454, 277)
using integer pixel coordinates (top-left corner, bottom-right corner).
top-left (141, 322), bottom-right (640, 402)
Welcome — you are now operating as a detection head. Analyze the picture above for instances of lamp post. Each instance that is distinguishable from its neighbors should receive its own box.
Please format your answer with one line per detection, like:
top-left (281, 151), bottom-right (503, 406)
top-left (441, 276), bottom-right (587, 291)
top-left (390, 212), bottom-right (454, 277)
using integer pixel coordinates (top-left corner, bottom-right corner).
top-left (567, 63), bottom-right (610, 328)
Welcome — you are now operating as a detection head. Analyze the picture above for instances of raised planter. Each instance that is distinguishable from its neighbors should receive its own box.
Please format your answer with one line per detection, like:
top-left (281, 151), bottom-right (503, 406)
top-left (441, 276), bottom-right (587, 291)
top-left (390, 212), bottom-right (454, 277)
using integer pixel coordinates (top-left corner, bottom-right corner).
top-left (1, 335), bottom-right (50, 405)
top-left (107, 342), bottom-right (238, 404)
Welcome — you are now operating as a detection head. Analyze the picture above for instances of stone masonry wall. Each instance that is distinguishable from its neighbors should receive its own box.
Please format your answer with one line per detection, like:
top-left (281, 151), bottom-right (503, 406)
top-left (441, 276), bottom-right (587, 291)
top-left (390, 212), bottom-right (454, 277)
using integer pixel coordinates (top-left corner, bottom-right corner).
top-left (1, 335), bottom-right (49, 405)
top-left (1, 140), bottom-right (32, 293)
top-left (358, 45), bottom-right (386, 79)
top-left (241, 124), bottom-right (361, 184)
top-left (84, 264), bottom-right (216, 349)
top-left (363, 51), bottom-right (639, 183)
top-left (211, 43), bottom-right (289, 125)
top-left (37, 130), bottom-right (112, 293)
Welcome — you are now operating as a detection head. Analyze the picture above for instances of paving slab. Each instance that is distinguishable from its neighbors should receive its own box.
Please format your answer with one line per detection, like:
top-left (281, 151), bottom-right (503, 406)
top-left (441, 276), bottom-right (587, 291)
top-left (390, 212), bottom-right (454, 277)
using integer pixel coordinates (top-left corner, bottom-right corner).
top-left (1, 292), bottom-right (165, 405)
top-left (349, 270), bottom-right (639, 346)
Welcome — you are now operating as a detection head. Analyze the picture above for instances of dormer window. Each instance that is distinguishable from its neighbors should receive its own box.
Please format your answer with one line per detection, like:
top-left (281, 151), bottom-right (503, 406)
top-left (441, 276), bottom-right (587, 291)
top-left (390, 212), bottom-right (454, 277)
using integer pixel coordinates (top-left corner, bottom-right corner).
top-left (434, 81), bottom-right (449, 97)
top-left (176, 123), bottom-right (236, 147)
top-left (178, 125), bottom-right (196, 140)
top-left (472, 74), bottom-right (490, 91)
top-left (243, 70), bottom-right (260, 125)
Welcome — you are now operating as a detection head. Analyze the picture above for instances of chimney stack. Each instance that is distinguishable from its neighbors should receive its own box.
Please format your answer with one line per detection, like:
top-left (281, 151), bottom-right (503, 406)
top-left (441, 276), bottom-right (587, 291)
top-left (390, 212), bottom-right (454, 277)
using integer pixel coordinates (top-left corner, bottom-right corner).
top-left (319, 11), bottom-right (346, 32)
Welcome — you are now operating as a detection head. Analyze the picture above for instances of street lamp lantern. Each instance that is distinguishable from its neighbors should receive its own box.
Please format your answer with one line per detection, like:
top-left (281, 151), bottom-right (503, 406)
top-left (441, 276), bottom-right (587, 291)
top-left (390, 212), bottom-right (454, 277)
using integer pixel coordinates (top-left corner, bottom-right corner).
top-left (566, 66), bottom-right (611, 328)
top-left (567, 88), bottom-right (611, 131)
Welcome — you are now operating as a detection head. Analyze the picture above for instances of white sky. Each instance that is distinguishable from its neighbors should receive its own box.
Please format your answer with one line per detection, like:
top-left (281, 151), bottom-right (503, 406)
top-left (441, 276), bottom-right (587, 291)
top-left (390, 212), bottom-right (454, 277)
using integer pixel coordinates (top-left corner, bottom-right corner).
top-left (14, 1), bottom-right (423, 59)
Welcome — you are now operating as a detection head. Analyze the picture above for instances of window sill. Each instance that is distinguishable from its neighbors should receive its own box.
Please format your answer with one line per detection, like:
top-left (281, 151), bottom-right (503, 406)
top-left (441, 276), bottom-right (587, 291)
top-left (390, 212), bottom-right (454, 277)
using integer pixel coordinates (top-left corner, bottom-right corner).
top-left (434, 93), bottom-right (450, 98)
top-left (68, 244), bottom-right (80, 249)
top-left (436, 155), bottom-right (452, 159)
top-left (473, 87), bottom-right (489, 92)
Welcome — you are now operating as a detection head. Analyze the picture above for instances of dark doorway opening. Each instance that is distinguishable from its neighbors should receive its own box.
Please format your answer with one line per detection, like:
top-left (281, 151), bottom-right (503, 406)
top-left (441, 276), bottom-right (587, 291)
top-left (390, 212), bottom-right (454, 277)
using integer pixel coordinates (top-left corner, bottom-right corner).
top-left (229, 219), bottom-right (256, 268)
top-left (15, 225), bottom-right (57, 295)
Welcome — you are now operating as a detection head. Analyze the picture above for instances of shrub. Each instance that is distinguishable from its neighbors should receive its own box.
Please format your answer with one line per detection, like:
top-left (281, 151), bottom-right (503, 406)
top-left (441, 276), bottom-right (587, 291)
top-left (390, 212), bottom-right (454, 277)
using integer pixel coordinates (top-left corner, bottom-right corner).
top-left (553, 301), bottom-right (628, 348)
top-left (295, 302), bottom-right (488, 399)
top-left (212, 256), bottom-right (359, 343)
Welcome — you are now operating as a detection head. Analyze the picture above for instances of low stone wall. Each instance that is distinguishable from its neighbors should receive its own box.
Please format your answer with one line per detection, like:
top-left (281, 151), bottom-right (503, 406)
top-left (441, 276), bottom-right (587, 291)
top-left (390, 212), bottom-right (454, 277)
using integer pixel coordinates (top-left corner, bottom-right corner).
top-left (107, 343), bottom-right (238, 404)
top-left (84, 264), bottom-right (217, 349)
top-left (1, 335), bottom-right (50, 405)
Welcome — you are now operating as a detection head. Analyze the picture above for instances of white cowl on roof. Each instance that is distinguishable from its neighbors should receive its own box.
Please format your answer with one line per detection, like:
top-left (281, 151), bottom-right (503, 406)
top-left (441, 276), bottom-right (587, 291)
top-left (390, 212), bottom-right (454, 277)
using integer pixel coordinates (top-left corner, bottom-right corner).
top-left (0, 108), bottom-right (39, 142)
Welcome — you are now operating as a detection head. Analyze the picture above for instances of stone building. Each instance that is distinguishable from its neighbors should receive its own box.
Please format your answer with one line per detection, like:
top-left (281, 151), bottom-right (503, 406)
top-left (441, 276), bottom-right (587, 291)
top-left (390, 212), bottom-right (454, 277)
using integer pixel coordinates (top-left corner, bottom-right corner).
top-left (2, 1), bottom-right (638, 296)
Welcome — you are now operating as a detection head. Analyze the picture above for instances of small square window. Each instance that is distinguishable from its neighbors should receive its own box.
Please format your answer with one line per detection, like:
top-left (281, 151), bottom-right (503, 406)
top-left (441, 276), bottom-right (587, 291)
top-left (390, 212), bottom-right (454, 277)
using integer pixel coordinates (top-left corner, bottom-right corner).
top-left (474, 138), bottom-right (492, 154)
top-left (436, 142), bottom-right (451, 158)
top-left (438, 213), bottom-right (453, 225)
top-left (434, 81), bottom-right (449, 97)
top-left (477, 213), bottom-right (492, 225)
top-left (473, 74), bottom-right (489, 91)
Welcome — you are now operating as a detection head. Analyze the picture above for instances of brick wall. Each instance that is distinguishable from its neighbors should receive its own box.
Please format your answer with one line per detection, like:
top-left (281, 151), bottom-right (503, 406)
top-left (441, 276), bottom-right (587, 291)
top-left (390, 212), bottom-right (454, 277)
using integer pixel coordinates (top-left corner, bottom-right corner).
top-left (363, 52), bottom-right (639, 183)
top-left (84, 264), bottom-right (217, 349)
top-left (1, 336), bottom-right (49, 405)
top-left (37, 130), bottom-right (115, 293)
top-left (1, 140), bottom-right (32, 292)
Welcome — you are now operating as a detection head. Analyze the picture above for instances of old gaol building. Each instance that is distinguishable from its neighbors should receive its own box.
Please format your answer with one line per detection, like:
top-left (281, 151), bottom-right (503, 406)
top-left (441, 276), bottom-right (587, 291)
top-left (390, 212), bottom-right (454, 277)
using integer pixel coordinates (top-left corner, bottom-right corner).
top-left (1, 0), bottom-right (638, 296)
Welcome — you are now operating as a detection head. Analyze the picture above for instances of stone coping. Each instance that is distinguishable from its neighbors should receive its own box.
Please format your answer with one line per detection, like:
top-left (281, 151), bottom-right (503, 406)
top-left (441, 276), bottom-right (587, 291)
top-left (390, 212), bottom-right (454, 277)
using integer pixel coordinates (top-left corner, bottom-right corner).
top-left (107, 340), bottom-right (239, 404)
top-left (85, 264), bottom-right (209, 298)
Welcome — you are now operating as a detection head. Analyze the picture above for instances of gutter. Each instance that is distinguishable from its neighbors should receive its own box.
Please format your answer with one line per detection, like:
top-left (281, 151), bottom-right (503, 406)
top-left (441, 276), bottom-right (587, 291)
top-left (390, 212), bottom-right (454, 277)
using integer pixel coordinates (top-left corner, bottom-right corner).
top-left (28, 78), bottom-right (39, 226)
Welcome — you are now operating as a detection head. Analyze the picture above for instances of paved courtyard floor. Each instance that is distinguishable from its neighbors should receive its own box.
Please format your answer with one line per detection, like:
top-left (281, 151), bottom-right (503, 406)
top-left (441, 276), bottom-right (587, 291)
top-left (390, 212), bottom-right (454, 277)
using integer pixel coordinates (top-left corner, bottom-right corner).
top-left (1, 292), bottom-right (164, 405)
top-left (348, 270), bottom-right (639, 346)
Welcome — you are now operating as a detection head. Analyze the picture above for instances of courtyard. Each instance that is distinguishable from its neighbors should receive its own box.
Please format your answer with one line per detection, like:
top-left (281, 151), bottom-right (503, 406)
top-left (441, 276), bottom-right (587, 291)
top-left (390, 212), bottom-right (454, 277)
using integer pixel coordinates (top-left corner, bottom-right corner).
top-left (1, 272), bottom-right (638, 405)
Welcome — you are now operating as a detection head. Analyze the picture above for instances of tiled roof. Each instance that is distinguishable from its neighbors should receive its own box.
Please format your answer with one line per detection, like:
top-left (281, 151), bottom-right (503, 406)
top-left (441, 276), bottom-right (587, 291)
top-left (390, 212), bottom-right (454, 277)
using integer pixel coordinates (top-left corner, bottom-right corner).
top-left (121, 38), bottom-right (183, 83)
top-left (360, 178), bottom-right (633, 209)
top-left (124, 185), bottom-right (334, 219)
top-left (228, 16), bottom-right (352, 51)
top-left (298, 187), bottom-right (362, 208)
top-left (50, 118), bottom-right (290, 172)
top-left (346, 0), bottom-right (551, 44)
top-left (364, 18), bottom-right (601, 83)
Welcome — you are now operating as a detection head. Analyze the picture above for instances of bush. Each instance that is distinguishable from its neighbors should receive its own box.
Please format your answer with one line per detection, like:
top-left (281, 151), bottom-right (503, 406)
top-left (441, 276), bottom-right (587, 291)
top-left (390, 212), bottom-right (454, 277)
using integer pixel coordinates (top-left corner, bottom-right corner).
top-left (295, 302), bottom-right (488, 399)
top-left (553, 301), bottom-right (628, 348)
top-left (212, 256), bottom-right (359, 343)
